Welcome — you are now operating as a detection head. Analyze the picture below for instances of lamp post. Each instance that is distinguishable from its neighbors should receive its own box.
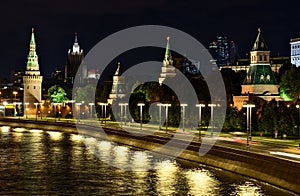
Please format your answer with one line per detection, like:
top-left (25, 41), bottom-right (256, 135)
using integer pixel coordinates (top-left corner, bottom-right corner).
top-left (98, 102), bottom-right (108, 125)
top-left (34, 103), bottom-right (39, 121)
top-left (180, 104), bottom-right (188, 132)
top-left (208, 104), bottom-right (217, 137)
top-left (119, 103), bottom-right (128, 126)
top-left (13, 91), bottom-right (18, 101)
top-left (162, 104), bottom-right (171, 134)
top-left (88, 103), bottom-right (94, 119)
top-left (24, 102), bottom-right (29, 119)
top-left (40, 102), bottom-right (44, 119)
top-left (243, 104), bottom-right (255, 150)
top-left (196, 104), bottom-right (205, 140)
top-left (75, 103), bottom-right (82, 122)
top-left (296, 105), bottom-right (300, 139)
top-left (137, 103), bottom-right (145, 131)
top-left (157, 103), bottom-right (163, 130)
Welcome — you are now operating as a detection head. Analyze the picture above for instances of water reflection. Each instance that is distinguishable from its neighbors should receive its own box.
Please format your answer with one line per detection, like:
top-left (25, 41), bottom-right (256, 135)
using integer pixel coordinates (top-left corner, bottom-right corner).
top-left (231, 181), bottom-right (264, 196)
top-left (0, 127), bottom-right (296, 195)
top-left (155, 160), bottom-right (178, 195)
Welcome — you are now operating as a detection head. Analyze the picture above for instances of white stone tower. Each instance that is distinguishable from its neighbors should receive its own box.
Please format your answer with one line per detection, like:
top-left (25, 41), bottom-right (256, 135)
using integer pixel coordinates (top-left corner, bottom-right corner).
top-left (23, 27), bottom-right (43, 108)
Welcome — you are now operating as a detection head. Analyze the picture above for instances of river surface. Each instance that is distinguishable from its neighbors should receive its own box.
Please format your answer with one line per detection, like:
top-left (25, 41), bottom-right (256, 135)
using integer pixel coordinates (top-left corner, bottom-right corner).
top-left (0, 125), bottom-right (296, 195)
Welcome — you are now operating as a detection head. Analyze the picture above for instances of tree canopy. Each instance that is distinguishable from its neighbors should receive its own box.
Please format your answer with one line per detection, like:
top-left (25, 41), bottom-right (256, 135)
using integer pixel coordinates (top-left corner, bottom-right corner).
top-left (280, 66), bottom-right (300, 101)
top-left (48, 85), bottom-right (68, 103)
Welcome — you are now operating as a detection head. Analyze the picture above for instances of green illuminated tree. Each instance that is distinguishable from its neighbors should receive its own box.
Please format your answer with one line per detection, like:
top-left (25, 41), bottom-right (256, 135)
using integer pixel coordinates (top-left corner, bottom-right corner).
top-left (48, 85), bottom-right (68, 103)
top-left (280, 66), bottom-right (300, 101)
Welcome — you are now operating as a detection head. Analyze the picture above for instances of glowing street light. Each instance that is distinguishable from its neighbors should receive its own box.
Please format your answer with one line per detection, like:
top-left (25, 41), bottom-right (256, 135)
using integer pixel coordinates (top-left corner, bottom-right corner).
top-left (34, 102), bottom-right (39, 121)
top-left (157, 103), bottom-right (163, 130)
top-left (162, 104), bottom-right (171, 134)
top-left (13, 91), bottom-right (18, 100)
top-left (137, 103), bottom-right (145, 131)
top-left (180, 104), bottom-right (188, 132)
top-left (88, 103), bottom-right (95, 119)
top-left (243, 104), bottom-right (255, 150)
top-left (296, 105), bottom-right (300, 139)
top-left (119, 103), bottom-right (128, 126)
top-left (98, 102), bottom-right (108, 126)
top-left (196, 104), bottom-right (205, 140)
top-left (208, 104), bottom-right (217, 137)
top-left (75, 102), bottom-right (82, 122)
top-left (24, 102), bottom-right (29, 119)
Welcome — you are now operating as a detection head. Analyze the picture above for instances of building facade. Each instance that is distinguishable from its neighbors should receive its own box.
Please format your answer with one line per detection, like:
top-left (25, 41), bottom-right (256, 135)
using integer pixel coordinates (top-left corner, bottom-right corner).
top-left (290, 38), bottom-right (300, 67)
top-left (233, 28), bottom-right (282, 109)
top-left (23, 28), bottom-right (43, 109)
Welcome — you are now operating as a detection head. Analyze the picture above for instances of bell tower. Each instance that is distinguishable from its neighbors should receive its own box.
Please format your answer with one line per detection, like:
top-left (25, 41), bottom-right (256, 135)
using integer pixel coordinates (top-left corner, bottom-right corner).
top-left (23, 27), bottom-right (43, 107)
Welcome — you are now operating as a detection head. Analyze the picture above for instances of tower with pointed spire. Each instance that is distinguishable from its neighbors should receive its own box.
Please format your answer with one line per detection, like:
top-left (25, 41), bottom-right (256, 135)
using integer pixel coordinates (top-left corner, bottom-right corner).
top-left (233, 28), bottom-right (282, 109)
top-left (159, 36), bottom-right (176, 85)
top-left (108, 62), bottom-right (125, 104)
top-left (242, 28), bottom-right (278, 94)
top-left (65, 33), bottom-right (87, 84)
top-left (23, 27), bottom-right (43, 107)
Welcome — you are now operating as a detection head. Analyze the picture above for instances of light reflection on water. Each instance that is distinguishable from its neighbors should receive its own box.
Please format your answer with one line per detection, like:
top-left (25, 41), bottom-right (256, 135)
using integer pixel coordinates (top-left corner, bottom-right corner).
top-left (0, 126), bottom-right (297, 195)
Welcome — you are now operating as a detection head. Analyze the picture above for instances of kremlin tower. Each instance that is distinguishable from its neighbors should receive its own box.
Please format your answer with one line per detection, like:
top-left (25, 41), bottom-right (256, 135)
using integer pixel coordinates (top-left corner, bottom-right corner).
top-left (159, 36), bottom-right (176, 85)
top-left (23, 28), bottom-right (43, 109)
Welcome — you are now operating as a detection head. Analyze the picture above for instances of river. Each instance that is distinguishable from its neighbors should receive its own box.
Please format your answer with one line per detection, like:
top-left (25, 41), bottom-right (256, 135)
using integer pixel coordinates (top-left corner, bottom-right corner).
top-left (0, 126), bottom-right (296, 195)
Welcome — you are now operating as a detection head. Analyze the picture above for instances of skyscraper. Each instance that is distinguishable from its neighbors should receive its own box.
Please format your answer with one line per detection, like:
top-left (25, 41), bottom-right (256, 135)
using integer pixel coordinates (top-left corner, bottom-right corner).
top-left (65, 33), bottom-right (87, 84)
top-left (23, 28), bottom-right (43, 108)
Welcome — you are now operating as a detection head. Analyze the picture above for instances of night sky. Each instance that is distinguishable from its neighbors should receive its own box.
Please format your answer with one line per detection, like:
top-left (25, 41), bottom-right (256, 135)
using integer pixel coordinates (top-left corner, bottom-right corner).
top-left (1, 0), bottom-right (300, 79)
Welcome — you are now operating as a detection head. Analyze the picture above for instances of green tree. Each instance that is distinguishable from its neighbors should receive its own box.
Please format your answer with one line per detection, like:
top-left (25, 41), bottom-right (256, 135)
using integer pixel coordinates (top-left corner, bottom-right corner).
top-left (280, 66), bottom-right (300, 101)
top-left (48, 85), bottom-right (68, 103)
top-left (74, 84), bottom-right (95, 103)
top-left (223, 107), bottom-right (243, 131)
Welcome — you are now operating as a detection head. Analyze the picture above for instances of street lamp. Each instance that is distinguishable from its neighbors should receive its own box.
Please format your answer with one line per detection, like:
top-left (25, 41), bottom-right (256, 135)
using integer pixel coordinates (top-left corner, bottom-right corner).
top-left (180, 104), bottom-right (188, 132)
top-left (13, 91), bottom-right (18, 100)
top-left (243, 104), bottom-right (255, 150)
top-left (208, 104), bottom-right (217, 137)
top-left (137, 103), bottom-right (145, 131)
top-left (98, 102), bottom-right (108, 125)
top-left (157, 103), bottom-right (163, 130)
top-left (75, 102), bottom-right (82, 122)
top-left (196, 104), bottom-right (205, 140)
top-left (88, 103), bottom-right (94, 119)
top-left (24, 102), bottom-right (29, 119)
top-left (119, 103), bottom-right (128, 126)
top-left (162, 104), bottom-right (171, 134)
top-left (296, 105), bottom-right (300, 139)
top-left (34, 102), bottom-right (39, 121)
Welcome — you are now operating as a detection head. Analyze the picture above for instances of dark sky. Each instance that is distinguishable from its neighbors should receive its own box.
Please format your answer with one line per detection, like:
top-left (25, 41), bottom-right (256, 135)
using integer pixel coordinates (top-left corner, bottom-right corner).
top-left (1, 0), bottom-right (300, 79)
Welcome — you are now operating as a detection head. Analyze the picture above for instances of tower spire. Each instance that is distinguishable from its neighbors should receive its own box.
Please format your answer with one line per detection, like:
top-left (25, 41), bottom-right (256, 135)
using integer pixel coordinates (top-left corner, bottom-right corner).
top-left (252, 27), bottom-right (268, 51)
top-left (164, 36), bottom-right (172, 65)
top-left (75, 32), bottom-right (78, 43)
top-left (72, 32), bottom-right (80, 53)
top-left (30, 27), bottom-right (35, 44)
top-left (26, 27), bottom-right (40, 73)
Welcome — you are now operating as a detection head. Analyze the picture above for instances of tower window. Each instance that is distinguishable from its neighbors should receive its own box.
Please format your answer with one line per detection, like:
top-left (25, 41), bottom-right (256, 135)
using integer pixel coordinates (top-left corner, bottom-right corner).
top-left (34, 86), bottom-right (36, 89)
top-left (264, 55), bottom-right (267, 61)
top-left (27, 86), bottom-right (29, 89)
top-left (259, 55), bottom-right (262, 61)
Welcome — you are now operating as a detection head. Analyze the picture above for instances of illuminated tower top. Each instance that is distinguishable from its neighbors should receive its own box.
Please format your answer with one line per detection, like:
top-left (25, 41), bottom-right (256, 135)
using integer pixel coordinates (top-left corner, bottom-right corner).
top-left (252, 28), bottom-right (269, 51)
top-left (70, 32), bottom-right (82, 54)
top-left (26, 27), bottom-right (40, 75)
top-left (163, 36), bottom-right (173, 66)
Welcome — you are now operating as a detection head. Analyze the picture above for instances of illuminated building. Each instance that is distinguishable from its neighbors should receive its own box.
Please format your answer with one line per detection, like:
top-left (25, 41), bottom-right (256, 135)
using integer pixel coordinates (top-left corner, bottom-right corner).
top-left (209, 36), bottom-right (239, 67)
top-left (23, 28), bottom-right (43, 106)
top-left (65, 33), bottom-right (87, 84)
top-left (290, 37), bottom-right (300, 67)
top-left (233, 28), bottom-right (283, 109)
top-left (159, 36), bottom-right (176, 85)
